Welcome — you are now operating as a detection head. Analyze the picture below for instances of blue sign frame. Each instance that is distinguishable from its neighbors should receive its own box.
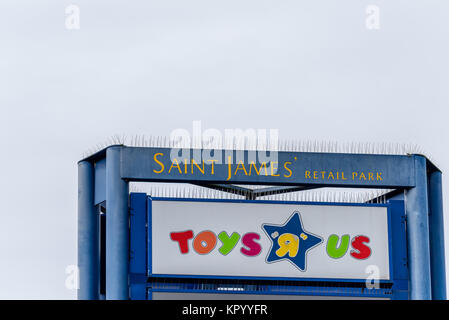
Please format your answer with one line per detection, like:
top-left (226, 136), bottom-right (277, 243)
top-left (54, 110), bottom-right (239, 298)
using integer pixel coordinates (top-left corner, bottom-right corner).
top-left (129, 193), bottom-right (408, 300)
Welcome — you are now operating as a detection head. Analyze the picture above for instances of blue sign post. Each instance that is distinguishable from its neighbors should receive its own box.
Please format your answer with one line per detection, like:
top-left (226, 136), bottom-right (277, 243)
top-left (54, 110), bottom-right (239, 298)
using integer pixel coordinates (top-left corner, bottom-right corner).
top-left (77, 145), bottom-right (445, 300)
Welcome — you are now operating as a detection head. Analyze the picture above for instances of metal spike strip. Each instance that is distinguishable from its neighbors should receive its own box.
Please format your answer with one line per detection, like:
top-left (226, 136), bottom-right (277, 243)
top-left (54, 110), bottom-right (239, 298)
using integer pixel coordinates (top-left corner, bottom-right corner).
top-left (83, 134), bottom-right (428, 160)
top-left (129, 183), bottom-right (391, 204)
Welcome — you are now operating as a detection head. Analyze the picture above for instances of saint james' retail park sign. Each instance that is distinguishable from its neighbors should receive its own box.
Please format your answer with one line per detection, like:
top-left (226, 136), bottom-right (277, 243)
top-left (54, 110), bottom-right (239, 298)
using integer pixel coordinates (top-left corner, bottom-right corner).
top-left (122, 147), bottom-right (414, 187)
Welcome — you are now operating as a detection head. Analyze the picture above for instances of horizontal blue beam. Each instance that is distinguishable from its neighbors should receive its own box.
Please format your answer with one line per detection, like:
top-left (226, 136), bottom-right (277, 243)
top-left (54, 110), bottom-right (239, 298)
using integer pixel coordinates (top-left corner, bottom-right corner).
top-left (191, 183), bottom-right (254, 195)
top-left (253, 186), bottom-right (317, 197)
top-left (120, 147), bottom-right (415, 188)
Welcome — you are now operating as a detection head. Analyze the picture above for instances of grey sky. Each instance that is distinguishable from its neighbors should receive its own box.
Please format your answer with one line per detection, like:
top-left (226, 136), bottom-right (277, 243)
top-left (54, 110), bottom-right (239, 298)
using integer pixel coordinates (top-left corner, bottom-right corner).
top-left (0, 1), bottom-right (448, 299)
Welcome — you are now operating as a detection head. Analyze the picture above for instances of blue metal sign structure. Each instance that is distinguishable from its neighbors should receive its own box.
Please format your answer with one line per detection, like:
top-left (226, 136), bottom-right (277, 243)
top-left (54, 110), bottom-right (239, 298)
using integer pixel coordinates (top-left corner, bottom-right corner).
top-left (121, 147), bottom-right (415, 188)
top-left (77, 145), bottom-right (446, 300)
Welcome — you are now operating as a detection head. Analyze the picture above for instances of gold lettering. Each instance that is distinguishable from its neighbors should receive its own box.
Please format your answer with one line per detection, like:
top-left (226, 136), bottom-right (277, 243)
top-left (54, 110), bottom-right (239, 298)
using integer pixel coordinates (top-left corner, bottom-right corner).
top-left (206, 160), bottom-right (217, 174)
top-left (249, 161), bottom-right (260, 176)
top-left (191, 159), bottom-right (205, 174)
top-left (234, 161), bottom-right (248, 176)
top-left (271, 162), bottom-right (280, 177)
top-left (259, 162), bottom-right (268, 176)
top-left (283, 162), bottom-right (293, 178)
top-left (153, 153), bottom-right (165, 174)
top-left (226, 156), bottom-right (232, 181)
top-left (168, 159), bottom-right (182, 174)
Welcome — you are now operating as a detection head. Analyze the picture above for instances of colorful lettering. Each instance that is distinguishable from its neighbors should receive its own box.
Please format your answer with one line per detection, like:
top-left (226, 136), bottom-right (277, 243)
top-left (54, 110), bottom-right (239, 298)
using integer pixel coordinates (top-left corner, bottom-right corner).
top-left (326, 234), bottom-right (350, 259)
top-left (170, 230), bottom-right (194, 254)
top-left (275, 233), bottom-right (299, 258)
top-left (193, 231), bottom-right (217, 254)
top-left (350, 235), bottom-right (371, 260)
top-left (218, 231), bottom-right (240, 255)
top-left (241, 233), bottom-right (262, 256)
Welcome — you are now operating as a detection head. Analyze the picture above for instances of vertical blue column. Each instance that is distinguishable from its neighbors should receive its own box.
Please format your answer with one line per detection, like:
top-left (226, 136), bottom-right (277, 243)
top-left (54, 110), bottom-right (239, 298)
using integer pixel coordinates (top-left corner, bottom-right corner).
top-left (405, 156), bottom-right (432, 299)
top-left (428, 170), bottom-right (446, 300)
top-left (77, 161), bottom-right (99, 300)
top-left (129, 193), bottom-right (147, 300)
top-left (106, 146), bottom-right (130, 300)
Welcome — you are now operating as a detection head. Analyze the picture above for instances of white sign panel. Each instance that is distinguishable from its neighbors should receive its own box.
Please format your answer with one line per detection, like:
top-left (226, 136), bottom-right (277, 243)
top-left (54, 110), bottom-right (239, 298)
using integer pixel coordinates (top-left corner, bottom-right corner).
top-left (151, 200), bottom-right (390, 280)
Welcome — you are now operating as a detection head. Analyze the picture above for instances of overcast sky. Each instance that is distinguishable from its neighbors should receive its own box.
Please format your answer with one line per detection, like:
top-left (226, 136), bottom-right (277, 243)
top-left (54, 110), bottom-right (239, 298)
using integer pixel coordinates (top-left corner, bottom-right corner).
top-left (0, 1), bottom-right (448, 299)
